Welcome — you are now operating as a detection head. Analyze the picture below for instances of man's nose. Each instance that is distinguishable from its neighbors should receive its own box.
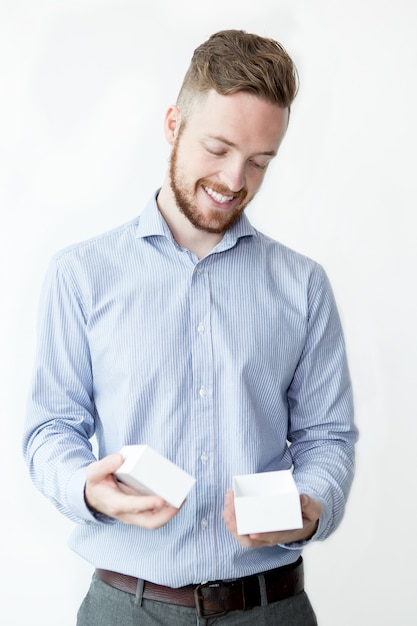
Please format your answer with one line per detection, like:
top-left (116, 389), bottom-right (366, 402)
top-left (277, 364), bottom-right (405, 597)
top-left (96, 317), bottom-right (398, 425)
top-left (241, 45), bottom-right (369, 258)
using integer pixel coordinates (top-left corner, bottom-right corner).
top-left (219, 158), bottom-right (246, 193)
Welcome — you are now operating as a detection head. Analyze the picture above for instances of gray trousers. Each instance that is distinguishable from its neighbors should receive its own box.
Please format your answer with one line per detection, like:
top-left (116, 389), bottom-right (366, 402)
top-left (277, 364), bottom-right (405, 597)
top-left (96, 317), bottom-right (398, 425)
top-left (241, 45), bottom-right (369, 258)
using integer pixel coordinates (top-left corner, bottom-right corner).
top-left (77, 573), bottom-right (318, 626)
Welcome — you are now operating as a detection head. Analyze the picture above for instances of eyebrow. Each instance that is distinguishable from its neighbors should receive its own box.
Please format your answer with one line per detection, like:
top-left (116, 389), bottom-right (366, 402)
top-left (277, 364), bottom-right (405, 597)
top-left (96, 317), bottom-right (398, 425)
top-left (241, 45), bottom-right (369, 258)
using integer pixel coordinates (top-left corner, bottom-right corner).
top-left (206, 135), bottom-right (277, 157)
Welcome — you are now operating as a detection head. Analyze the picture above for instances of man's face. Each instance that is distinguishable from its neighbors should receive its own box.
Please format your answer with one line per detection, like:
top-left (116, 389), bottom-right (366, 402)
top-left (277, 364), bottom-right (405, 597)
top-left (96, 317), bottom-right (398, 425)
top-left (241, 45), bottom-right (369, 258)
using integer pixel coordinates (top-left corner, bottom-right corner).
top-left (167, 90), bottom-right (289, 234)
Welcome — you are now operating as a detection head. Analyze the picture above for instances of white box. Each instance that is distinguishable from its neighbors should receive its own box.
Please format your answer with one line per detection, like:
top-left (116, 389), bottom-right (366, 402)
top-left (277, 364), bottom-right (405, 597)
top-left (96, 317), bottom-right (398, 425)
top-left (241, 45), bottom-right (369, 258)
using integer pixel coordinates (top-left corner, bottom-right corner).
top-left (233, 470), bottom-right (303, 535)
top-left (115, 445), bottom-right (196, 508)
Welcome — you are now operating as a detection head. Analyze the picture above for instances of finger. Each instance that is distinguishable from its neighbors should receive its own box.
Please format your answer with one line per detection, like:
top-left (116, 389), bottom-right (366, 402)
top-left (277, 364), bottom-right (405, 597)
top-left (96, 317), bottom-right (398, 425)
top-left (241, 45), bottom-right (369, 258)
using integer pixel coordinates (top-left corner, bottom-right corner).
top-left (223, 489), bottom-right (234, 512)
top-left (299, 494), bottom-right (309, 519)
top-left (101, 492), bottom-right (166, 524)
top-left (248, 534), bottom-right (277, 546)
top-left (300, 494), bottom-right (322, 521)
top-left (129, 494), bottom-right (168, 512)
top-left (222, 490), bottom-right (256, 548)
top-left (222, 489), bottom-right (237, 531)
top-left (87, 453), bottom-right (124, 483)
top-left (118, 501), bottom-right (179, 530)
top-left (116, 480), bottom-right (148, 496)
top-left (108, 492), bottom-right (168, 516)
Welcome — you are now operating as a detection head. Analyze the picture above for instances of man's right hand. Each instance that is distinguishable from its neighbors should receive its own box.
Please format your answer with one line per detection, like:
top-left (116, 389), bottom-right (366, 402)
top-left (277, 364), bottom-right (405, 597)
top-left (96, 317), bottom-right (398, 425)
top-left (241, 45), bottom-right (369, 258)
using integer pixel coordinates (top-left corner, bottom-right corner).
top-left (84, 453), bottom-right (181, 529)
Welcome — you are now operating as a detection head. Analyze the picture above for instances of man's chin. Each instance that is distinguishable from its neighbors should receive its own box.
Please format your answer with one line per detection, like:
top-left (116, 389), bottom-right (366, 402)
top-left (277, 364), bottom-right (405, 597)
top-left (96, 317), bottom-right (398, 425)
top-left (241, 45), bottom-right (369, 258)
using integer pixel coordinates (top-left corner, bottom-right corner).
top-left (193, 211), bottom-right (242, 234)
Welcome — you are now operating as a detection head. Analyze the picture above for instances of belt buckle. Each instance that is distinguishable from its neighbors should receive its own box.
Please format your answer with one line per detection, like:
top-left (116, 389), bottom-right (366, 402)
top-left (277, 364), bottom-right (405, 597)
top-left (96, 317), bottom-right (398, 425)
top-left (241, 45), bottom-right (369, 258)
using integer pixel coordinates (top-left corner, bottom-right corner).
top-left (194, 580), bottom-right (244, 618)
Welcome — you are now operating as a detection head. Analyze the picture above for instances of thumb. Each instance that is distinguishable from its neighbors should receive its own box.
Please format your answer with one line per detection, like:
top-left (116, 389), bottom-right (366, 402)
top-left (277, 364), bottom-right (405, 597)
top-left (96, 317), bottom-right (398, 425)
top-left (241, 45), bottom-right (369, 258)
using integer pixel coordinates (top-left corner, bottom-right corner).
top-left (300, 494), bottom-right (322, 521)
top-left (87, 453), bottom-right (124, 482)
top-left (300, 494), bottom-right (311, 511)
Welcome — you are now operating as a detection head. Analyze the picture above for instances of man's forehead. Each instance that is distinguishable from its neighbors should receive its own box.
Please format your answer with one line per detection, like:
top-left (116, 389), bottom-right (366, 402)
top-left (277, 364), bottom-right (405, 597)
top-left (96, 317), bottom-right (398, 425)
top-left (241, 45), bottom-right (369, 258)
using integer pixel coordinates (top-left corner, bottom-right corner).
top-left (184, 91), bottom-right (289, 152)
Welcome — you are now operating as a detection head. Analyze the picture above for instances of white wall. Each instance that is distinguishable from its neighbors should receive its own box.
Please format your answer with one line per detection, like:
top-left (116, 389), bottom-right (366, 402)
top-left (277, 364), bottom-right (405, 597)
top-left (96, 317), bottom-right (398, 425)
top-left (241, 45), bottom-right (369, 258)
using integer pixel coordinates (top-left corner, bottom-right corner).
top-left (1, 1), bottom-right (416, 624)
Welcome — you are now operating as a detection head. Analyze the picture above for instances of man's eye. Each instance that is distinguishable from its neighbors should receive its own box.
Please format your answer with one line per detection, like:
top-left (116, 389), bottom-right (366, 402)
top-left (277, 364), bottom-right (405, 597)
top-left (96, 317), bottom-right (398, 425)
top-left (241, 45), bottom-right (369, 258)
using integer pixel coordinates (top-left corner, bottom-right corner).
top-left (207, 148), bottom-right (226, 156)
top-left (250, 160), bottom-right (268, 170)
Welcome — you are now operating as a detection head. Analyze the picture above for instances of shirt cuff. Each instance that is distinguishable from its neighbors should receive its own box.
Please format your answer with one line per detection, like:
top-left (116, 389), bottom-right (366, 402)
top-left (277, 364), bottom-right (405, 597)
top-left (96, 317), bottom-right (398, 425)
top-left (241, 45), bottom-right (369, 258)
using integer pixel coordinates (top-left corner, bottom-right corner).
top-left (66, 465), bottom-right (116, 524)
top-left (279, 496), bottom-right (331, 550)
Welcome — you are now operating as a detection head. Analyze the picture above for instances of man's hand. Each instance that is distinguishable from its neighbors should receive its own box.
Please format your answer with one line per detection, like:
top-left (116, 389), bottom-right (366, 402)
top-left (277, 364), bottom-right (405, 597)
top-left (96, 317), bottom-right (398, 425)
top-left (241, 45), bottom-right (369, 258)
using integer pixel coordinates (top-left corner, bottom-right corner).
top-left (84, 453), bottom-right (180, 529)
top-left (222, 488), bottom-right (322, 548)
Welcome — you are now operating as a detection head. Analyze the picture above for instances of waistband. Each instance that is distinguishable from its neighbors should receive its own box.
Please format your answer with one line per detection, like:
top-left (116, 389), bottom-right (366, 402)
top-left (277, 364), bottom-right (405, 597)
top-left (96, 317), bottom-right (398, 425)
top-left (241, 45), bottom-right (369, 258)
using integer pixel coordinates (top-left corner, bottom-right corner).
top-left (96, 557), bottom-right (304, 619)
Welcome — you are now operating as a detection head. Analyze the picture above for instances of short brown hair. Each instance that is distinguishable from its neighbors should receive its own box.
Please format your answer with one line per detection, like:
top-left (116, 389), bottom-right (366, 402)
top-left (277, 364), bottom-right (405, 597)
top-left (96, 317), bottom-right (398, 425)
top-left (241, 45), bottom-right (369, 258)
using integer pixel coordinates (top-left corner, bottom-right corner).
top-left (177, 29), bottom-right (298, 118)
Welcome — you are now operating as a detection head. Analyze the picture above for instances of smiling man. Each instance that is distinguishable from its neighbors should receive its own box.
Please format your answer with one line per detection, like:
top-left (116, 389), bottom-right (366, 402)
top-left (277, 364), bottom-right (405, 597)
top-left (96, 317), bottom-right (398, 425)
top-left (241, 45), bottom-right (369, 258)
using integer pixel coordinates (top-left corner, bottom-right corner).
top-left (24, 30), bottom-right (357, 625)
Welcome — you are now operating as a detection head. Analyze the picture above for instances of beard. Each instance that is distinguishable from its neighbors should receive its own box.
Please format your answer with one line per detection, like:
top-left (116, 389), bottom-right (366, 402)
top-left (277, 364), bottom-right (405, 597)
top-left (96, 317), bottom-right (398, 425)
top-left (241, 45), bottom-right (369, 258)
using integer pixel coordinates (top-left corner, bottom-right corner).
top-left (169, 138), bottom-right (249, 234)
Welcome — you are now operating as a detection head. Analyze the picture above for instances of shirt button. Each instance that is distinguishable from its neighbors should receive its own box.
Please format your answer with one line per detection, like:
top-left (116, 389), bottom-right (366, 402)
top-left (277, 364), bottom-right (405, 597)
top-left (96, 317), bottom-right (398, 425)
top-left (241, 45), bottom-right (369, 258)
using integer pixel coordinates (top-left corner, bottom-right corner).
top-left (197, 323), bottom-right (205, 334)
top-left (199, 387), bottom-right (207, 397)
top-left (196, 267), bottom-right (204, 274)
top-left (200, 453), bottom-right (208, 464)
top-left (201, 518), bottom-right (208, 529)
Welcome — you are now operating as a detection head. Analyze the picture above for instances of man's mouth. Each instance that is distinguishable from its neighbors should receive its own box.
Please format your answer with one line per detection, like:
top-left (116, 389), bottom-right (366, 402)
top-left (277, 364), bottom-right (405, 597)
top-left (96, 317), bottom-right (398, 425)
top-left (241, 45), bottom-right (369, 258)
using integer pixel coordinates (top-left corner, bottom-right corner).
top-left (203, 185), bottom-right (235, 205)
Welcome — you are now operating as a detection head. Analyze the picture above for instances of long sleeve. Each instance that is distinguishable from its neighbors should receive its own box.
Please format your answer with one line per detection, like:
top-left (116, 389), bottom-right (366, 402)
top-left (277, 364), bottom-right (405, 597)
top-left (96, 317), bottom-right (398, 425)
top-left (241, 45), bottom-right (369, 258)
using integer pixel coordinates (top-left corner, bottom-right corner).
top-left (23, 257), bottom-right (98, 523)
top-left (287, 266), bottom-right (356, 542)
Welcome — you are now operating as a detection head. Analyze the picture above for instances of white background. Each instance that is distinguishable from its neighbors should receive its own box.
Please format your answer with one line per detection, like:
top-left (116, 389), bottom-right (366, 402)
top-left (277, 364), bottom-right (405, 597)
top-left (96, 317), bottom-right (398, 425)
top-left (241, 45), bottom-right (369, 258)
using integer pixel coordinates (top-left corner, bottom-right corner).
top-left (1, 1), bottom-right (416, 624)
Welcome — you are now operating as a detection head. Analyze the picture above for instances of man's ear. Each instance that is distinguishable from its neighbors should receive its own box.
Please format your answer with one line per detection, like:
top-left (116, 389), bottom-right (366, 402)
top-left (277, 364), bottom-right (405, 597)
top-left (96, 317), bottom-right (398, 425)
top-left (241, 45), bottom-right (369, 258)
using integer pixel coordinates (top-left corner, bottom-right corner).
top-left (164, 105), bottom-right (181, 144)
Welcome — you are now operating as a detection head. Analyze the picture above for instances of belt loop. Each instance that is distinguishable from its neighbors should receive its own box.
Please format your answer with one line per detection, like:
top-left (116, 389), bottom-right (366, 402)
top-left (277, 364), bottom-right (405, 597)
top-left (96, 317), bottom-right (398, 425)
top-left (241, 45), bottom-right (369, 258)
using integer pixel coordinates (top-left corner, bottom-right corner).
top-left (257, 574), bottom-right (269, 607)
top-left (134, 578), bottom-right (145, 607)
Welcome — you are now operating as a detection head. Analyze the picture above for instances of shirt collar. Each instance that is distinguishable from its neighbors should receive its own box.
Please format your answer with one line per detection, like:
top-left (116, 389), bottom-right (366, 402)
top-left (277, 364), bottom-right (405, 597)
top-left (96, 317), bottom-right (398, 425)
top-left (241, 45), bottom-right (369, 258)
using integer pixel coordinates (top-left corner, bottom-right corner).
top-left (136, 190), bottom-right (257, 249)
top-left (136, 191), bottom-right (170, 239)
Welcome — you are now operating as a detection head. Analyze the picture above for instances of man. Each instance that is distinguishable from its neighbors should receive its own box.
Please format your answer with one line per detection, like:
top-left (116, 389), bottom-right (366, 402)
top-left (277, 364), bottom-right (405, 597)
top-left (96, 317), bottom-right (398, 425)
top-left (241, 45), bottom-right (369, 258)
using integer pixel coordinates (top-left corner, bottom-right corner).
top-left (23, 29), bottom-right (357, 625)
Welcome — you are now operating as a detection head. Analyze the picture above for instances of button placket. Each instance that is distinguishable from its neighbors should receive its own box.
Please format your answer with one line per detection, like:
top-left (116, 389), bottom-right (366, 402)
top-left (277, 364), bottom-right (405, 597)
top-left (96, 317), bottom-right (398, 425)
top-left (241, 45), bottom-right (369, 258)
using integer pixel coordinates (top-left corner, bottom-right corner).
top-left (189, 262), bottom-right (215, 560)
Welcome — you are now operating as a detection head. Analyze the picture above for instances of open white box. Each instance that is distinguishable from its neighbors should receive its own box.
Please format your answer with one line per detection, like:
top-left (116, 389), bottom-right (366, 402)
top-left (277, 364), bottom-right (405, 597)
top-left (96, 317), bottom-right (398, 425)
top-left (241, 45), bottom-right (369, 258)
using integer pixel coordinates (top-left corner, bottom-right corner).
top-left (233, 470), bottom-right (303, 535)
top-left (115, 445), bottom-right (196, 508)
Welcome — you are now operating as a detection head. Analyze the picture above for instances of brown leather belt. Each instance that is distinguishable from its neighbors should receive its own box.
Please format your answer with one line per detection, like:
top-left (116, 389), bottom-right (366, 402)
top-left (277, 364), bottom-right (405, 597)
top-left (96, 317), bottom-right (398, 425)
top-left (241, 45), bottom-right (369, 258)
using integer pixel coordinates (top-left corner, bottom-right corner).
top-left (96, 557), bottom-right (303, 618)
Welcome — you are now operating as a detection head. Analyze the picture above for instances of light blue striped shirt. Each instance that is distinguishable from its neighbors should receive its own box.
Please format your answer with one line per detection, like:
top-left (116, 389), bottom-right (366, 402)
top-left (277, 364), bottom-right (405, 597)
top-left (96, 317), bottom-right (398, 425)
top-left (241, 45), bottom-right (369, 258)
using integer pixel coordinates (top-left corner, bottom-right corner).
top-left (24, 193), bottom-right (357, 586)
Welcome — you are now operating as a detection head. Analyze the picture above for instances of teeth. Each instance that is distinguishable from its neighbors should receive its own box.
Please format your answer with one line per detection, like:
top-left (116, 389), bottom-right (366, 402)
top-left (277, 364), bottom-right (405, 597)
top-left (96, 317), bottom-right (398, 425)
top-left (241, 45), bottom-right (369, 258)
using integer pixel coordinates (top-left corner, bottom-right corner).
top-left (204, 186), bottom-right (234, 204)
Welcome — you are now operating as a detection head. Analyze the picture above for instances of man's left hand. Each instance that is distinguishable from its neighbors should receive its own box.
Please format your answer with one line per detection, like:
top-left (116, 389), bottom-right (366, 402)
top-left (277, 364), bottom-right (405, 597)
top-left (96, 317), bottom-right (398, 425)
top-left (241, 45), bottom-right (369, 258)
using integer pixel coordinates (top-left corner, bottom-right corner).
top-left (222, 489), bottom-right (322, 548)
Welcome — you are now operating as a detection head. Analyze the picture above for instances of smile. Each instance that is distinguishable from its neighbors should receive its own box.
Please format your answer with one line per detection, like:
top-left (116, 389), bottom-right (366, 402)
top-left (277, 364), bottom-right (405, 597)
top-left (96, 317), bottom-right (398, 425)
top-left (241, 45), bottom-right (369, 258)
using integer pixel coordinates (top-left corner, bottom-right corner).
top-left (203, 185), bottom-right (235, 204)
